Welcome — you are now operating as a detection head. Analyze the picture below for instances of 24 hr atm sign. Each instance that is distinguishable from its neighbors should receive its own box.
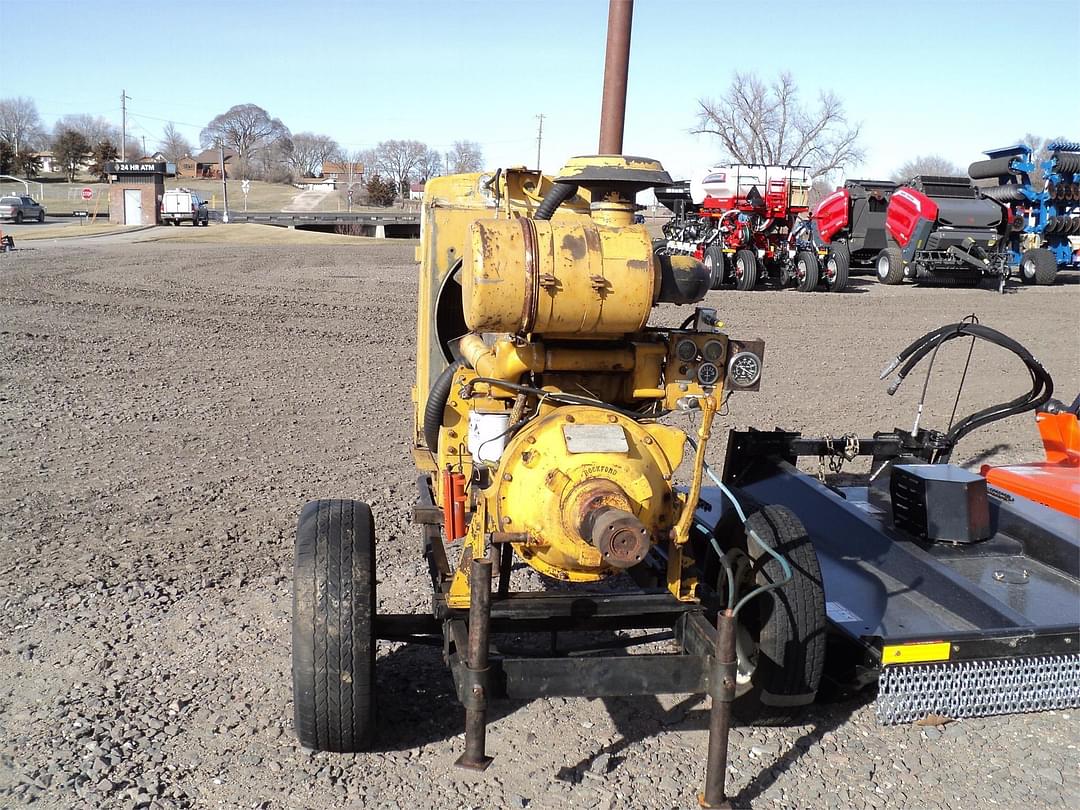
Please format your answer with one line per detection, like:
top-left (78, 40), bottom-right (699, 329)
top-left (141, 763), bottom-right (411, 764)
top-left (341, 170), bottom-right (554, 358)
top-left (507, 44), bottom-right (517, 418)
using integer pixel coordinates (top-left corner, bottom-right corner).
top-left (107, 162), bottom-right (167, 174)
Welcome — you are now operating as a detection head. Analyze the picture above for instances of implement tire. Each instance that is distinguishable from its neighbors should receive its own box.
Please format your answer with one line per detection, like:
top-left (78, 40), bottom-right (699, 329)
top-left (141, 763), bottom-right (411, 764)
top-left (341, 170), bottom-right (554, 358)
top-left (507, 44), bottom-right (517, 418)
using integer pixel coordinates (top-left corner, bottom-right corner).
top-left (1020, 248), bottom-right (1058, 286)
top-left (703, 243), bottom-right (725, 290)
top-left (875, 248), bottom-right (905, 285)
top-left (733, 248), bottom-right (759, 291)
top-left (824, 247), bottom-right (850, 292)
top-left (292, 499), bottom-right (377, 752)
top-left (794, 250), bottom-right (820, 292)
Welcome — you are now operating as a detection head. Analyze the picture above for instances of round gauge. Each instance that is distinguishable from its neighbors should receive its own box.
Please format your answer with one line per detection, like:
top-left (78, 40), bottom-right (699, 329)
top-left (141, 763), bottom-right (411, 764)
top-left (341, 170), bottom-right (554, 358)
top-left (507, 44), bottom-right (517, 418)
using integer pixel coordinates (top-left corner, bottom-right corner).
top-left (697, 362), bottom-right (720, 386)
top-left (675, 339), bottom-right (698, 362)
top-left (702, 339), bottom-right (725, 363)
top-left (728, 351), bottom-right (762, 388)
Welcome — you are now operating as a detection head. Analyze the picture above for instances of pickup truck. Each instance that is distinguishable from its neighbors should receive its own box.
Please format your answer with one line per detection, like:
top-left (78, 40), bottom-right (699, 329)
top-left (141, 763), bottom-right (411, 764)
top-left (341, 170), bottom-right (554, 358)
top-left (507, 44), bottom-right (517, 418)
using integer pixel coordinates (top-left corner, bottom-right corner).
top-left (160, 189), bottom-right (209, 226)
top-left (0, 195), bottom-right (46, 223)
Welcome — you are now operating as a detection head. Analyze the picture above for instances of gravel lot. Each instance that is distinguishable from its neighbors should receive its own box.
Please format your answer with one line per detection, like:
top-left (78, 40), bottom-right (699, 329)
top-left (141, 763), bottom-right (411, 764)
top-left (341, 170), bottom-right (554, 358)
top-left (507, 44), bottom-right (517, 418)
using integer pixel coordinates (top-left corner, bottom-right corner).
top-left (1, 238), bottom-right (1077, 809)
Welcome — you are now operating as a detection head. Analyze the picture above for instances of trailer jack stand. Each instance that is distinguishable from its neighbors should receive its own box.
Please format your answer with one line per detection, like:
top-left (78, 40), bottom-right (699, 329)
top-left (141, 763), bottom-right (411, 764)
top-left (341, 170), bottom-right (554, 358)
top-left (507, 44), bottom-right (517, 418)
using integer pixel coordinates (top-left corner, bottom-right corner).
top-left (700, 609), bottom-right (737, 809)
top-left (455, 557), bottom-right (494, 771)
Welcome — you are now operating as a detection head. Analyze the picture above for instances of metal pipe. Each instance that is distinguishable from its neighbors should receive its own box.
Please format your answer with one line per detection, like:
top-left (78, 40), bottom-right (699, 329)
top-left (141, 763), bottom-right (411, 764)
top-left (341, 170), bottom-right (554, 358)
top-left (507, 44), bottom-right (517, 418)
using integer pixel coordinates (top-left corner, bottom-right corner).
top-left (701, 608), bottom-right (737, 809)
top-left (598, 0), bottom-right (634, 155)
top-left (455, 557), bottom-right (494, 771)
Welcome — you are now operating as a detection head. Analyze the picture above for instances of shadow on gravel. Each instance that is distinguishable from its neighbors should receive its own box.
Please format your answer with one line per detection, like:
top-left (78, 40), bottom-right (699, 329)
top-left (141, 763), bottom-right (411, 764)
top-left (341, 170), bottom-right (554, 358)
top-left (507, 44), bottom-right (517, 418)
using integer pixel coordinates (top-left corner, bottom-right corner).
top-left (727, 695), bottom-right (873, 808)
top-left (372, 641), bottom-right (525, 752)
top-left (548, 688), bottom-right (873, 802)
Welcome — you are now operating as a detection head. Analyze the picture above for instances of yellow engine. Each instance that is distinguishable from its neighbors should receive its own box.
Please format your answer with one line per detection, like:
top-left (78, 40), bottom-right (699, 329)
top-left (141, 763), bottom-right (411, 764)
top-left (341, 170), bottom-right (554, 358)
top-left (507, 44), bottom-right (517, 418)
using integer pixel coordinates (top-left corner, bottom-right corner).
top-left (413, 155), bottom-right (764, 606)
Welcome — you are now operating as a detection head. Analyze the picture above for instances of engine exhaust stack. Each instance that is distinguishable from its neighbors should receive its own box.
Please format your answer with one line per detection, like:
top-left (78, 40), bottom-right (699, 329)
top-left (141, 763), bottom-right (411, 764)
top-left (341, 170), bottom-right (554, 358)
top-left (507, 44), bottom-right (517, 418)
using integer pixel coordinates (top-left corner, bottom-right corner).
top-left (598, 0), bottom-right (633, 155)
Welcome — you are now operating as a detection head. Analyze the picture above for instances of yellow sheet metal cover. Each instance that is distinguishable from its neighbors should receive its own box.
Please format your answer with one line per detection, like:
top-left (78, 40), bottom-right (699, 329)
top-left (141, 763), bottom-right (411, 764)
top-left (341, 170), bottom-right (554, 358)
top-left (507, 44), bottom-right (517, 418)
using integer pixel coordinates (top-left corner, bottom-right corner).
top-left (882, 641), bottom-right (952, 665)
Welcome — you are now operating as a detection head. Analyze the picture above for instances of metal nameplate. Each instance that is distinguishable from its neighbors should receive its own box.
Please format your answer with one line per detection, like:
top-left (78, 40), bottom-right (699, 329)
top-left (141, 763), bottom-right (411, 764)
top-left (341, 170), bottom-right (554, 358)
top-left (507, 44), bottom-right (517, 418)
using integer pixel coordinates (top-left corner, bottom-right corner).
top-left (563, 424), bottom-right (629, 454)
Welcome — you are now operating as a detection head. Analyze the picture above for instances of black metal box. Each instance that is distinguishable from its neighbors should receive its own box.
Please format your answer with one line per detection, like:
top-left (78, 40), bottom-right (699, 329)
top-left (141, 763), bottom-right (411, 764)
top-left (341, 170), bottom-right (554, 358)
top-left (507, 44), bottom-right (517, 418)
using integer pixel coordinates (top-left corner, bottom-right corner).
top-left (890, 464), bottom-right (991, 544)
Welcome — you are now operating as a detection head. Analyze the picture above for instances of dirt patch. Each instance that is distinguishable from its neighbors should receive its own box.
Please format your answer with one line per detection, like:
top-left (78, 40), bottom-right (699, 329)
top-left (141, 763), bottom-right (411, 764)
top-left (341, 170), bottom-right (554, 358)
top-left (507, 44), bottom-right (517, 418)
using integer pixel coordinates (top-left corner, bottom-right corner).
top-left (0, 241), bottom-right (1077, 809)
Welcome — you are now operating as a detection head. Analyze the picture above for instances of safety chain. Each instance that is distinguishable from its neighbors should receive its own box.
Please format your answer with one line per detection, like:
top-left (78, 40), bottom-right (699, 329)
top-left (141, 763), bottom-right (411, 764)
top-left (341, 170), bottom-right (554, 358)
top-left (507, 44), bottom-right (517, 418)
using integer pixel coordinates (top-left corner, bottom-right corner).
top-left (817, 433), bottom-right (861, 483)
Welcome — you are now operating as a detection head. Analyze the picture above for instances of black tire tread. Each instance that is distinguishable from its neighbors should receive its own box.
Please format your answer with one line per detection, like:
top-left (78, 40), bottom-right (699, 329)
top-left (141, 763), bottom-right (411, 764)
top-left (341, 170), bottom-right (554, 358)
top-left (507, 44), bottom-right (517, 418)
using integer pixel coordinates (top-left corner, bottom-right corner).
top-left (794, 250), bottom-right (820, 292)
top-left (825, 247), bottom-right (850, 292)
top-left (877, 248), bottom-right (905, 285)
top-left (733, 248), bottom-right (758, 291)
top-left (1021, 248), bottom-right (1057, 286)
top-left (734, 504), bottom-right (826, 724)
top-left (292, 499), bottom-right (376, 752)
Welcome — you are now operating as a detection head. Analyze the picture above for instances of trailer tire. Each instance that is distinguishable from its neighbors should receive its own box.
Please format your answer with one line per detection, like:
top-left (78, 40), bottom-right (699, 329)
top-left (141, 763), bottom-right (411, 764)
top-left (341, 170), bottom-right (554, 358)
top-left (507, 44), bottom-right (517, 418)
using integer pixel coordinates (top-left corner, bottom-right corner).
top-left (292, 499), bottom-right (377, 752)
top-left (875, 248), bottom-right (905, 285)
top-left (1020, 248), bottom-right (1057, 286)
top-left (710, 503), bottom-right (826, 724)
top-left (823, 248), bottom-right (849, 292)
top-left (733, 249), bottom-right (759, 291)
top-left (703, 244), bottom-right (725, 289)
top-left (794, 250), bottom-right (820, 292)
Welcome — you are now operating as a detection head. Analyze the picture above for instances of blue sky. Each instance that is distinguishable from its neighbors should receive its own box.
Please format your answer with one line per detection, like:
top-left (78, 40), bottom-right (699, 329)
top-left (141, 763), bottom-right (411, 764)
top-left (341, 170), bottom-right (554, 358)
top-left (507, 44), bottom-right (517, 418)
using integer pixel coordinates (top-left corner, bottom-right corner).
top-left (4, 0), bottom-right (1079, 181)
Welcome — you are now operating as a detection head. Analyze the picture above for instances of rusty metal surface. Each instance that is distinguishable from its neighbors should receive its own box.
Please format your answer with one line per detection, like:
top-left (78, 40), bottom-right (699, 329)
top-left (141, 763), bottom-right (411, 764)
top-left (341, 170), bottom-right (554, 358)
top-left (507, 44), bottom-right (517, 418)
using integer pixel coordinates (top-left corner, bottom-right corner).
top-left (598, 0), bottom-right (634, 155)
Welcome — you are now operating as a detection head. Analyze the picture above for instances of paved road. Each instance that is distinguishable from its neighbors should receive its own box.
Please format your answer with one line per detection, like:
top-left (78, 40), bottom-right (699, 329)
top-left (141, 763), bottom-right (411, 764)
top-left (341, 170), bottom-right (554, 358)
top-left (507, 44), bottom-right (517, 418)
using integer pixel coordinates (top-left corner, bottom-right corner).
top-left (0, 216), bottom-right (84, 236)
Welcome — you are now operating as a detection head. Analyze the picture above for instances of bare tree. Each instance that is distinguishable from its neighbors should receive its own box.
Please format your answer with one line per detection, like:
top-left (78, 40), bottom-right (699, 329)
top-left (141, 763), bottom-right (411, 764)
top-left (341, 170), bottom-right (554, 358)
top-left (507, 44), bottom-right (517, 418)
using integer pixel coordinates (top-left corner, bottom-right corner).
top-left (693, 71), bottom-right (863, 179)
top-left (891, 154), bottom-right (963, 182)
top-left (52, 114), bottom-right (119, 150)
top-left (415, 148), bottom-right (443, 182)
top-left (286, 132), bottom-right (341, 177)
top-left (158, 122), bottom-right (193, 163)
top-left (447, 140), bottom-right (483, 173)
top-left (0, 97), bottom-right (45, 155)
top-left (369, 140), bottom-right (428, 207)
top-left (200, 104), bottom-right (291, 176)
top-left (331, 148), bottom-right (365, 186)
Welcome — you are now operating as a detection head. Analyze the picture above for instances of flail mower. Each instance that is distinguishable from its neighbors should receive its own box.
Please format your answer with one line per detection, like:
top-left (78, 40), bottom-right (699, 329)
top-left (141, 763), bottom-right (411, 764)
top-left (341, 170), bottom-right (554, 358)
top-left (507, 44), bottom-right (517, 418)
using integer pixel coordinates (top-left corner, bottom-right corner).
top-left (287, 4), bottom-right (1079, 807)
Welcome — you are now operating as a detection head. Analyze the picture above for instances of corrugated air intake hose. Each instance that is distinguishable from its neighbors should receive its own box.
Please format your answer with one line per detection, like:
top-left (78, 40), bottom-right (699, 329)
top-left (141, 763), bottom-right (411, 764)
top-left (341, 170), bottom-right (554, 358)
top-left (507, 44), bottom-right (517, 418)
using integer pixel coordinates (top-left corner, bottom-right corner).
top-left (424, 360), bottom-right (463, 452)
top-left (534, 182), bottom-right (579, 221)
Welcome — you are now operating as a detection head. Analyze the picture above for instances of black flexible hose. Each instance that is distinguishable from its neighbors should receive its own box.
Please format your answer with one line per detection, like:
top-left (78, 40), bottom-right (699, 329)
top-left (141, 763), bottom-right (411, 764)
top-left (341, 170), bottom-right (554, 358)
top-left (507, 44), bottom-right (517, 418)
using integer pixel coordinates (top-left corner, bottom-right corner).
top-left (534, 181), bottom-right (579, 221)
top-left (884, 323), bottom-right (1054, 448)
top-left (423, 360), bottom-right (463, 452)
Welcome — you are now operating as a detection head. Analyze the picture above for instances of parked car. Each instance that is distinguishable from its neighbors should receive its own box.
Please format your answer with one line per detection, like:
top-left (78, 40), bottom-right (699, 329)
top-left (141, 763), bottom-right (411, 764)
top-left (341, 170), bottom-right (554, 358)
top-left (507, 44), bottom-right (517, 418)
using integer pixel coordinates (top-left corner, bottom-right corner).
top-left (160, 189), bottom-right (209, 226)
top-left (0, 195), bottom-right (46, 223)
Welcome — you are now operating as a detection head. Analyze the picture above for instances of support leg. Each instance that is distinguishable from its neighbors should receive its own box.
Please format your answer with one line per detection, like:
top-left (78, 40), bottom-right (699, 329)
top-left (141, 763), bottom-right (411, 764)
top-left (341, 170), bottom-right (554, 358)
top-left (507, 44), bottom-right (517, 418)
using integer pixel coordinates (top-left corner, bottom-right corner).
top-left (455, 557), bottom-right (493, 771)
top-left (497, 541), bottom-right (513, 598)
top-left (700, 608), bottom-right (737, 809)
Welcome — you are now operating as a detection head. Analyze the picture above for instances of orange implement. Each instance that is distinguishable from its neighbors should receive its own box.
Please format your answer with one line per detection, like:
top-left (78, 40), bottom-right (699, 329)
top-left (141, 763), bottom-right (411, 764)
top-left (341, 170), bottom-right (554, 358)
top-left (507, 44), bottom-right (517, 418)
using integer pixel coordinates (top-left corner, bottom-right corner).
top-left (982, 407), bottom-right (1080, 519)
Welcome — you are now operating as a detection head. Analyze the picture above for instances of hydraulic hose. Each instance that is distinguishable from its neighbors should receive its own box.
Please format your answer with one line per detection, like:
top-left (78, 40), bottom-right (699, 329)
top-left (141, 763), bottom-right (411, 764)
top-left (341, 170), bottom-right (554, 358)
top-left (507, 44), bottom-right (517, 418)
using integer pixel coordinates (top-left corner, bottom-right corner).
top-left (423, 360), bottom-right (463, 452)
top-left (879, 322), bottom-right (1054, 449)
top-left (686, 436), bottom-right (794, 615)
top-left (534, 181), bottom-right (579, 221)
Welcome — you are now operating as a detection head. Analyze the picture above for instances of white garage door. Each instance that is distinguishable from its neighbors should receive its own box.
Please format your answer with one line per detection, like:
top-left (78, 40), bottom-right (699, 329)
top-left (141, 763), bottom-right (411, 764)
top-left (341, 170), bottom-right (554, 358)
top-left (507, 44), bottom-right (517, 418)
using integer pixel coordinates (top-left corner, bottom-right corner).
top-left (123, 189), bottom-right (142, 225)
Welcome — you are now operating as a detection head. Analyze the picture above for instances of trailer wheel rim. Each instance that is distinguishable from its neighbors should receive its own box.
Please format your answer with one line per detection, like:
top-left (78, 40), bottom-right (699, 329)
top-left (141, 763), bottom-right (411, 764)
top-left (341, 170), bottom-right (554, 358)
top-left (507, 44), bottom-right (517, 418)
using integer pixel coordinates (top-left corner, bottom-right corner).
top-left (795, 258), bottom-right (808, 282)
top-left (1021, 258), bottom-right (1036, 279)
top-left (824, 258), bottom-right (837, 283)
top-left (877, 255), bottom-right (890, 279)
top-left (734, 257), bottom-right (746, 280)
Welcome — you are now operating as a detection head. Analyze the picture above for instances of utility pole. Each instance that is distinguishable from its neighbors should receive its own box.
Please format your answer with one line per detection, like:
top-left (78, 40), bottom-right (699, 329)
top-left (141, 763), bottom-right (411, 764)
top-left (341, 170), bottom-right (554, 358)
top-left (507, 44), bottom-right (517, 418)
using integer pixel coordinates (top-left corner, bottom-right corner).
top-left (535, 113), bottom-right (545, 171)
top-left (219, 142), bottom-right (230, 224)
top-left (120, 90), bottom-right (131, 160)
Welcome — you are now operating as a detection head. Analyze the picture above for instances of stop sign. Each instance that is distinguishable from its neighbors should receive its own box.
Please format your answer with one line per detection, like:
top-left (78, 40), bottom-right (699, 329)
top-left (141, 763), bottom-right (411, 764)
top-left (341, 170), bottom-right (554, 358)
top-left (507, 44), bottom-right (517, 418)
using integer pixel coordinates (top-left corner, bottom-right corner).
top-left (81, 188), bottom-right (93, 200)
